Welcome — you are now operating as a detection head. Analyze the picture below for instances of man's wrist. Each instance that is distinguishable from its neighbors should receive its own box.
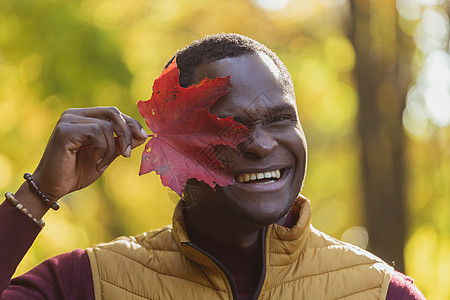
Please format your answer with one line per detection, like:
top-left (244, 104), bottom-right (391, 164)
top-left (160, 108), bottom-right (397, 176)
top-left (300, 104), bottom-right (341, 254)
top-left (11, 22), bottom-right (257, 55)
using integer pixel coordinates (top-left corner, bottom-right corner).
top-left (13, 181), bottom-right (51, 220)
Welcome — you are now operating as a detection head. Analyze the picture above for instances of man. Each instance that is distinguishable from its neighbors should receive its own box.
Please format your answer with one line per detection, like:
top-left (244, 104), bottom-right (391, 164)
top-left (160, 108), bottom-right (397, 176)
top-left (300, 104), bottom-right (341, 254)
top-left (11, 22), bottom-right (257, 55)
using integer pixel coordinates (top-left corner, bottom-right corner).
top-left (0, 33), bottom-right (424, 299)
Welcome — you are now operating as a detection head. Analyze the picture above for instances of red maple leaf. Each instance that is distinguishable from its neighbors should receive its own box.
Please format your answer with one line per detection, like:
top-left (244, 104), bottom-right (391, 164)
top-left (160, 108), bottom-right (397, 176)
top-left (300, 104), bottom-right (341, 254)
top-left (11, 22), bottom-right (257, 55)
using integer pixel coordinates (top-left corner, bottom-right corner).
top-left (137, 58), bottom-right (249, 196)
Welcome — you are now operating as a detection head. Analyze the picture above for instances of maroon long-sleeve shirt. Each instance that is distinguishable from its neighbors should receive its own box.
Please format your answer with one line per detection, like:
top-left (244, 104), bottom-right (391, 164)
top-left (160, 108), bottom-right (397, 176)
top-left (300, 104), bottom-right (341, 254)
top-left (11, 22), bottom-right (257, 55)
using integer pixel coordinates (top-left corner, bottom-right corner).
top-left (0, 200), bottom-right (425, 299)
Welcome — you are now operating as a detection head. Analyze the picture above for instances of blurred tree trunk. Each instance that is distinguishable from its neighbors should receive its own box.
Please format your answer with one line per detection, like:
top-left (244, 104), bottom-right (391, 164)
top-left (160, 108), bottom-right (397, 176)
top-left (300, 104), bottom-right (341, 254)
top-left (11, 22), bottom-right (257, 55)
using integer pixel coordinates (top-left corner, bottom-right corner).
top-left (348, 0), bottom-right (413, 273)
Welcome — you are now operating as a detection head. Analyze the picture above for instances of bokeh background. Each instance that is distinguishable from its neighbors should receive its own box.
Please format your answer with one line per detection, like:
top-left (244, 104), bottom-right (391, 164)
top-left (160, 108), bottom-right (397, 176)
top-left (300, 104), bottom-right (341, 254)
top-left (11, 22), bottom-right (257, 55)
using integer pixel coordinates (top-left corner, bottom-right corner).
top-left (1, 0), bottom-right (449, 298)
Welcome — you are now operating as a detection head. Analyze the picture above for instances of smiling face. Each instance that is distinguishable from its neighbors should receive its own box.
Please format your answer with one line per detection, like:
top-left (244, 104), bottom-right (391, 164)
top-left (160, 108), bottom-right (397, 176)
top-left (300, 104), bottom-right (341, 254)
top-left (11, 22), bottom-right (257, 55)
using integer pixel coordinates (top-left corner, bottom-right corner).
top-left (185, 53), bottom-right (307, 226)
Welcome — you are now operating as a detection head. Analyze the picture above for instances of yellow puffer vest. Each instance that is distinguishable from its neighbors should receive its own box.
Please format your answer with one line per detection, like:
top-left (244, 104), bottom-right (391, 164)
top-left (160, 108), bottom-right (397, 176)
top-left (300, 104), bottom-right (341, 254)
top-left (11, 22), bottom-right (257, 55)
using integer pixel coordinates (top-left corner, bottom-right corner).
top-left (86, 195), bottom-right (393, 299)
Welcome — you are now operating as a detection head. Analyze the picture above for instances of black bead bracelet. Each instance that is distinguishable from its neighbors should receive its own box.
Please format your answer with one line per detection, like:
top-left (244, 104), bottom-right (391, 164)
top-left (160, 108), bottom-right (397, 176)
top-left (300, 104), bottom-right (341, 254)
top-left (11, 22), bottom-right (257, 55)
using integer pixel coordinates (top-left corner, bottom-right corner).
top-left (23, 172), bottom-right (59, 210)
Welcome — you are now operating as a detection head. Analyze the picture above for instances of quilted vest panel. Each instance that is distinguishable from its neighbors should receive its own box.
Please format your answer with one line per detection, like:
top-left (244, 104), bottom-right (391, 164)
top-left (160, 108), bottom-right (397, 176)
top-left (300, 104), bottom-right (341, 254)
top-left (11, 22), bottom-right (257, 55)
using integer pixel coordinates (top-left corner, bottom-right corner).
top-left (86, 198), bottom-right (393, 300)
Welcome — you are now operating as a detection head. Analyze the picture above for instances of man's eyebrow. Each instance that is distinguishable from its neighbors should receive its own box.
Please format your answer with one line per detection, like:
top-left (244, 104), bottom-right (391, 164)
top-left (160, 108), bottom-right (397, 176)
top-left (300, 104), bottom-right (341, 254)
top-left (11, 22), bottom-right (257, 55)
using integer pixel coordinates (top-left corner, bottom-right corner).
top-left (261, 103), bottom-right (297, 116)
top-left (236, 102), bottom-right (297, 124)
top-left (269, 103), bottom-right (297, 112)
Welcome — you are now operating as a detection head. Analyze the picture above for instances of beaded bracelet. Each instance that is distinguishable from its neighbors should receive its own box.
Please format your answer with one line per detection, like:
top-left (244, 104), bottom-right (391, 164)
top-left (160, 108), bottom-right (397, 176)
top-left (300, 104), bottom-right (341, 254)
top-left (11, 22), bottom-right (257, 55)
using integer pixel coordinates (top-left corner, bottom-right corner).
top-left (23, 172), bottom-right (59, 210)
top-left (5, 192), bottom-right (45, 228)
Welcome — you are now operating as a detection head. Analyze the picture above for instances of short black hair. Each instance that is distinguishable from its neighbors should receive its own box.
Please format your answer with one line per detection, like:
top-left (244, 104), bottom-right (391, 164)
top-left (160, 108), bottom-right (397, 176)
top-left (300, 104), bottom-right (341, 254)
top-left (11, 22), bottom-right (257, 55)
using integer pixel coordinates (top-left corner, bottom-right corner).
top-left (165, 33), bottom-right (293, 89)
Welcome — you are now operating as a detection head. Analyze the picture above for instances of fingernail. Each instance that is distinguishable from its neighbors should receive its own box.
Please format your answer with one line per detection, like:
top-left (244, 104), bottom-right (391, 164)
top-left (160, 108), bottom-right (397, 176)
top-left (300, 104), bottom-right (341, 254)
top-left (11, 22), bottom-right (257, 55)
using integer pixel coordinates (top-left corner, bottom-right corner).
top-left (125, 145), bottom-right (131, 157)
top-left (99, 164), bottom-right (109, 173)
top-left (140, 128), bottom-right (148, 138)
top-left (97, 157), bottom-right (103, 164)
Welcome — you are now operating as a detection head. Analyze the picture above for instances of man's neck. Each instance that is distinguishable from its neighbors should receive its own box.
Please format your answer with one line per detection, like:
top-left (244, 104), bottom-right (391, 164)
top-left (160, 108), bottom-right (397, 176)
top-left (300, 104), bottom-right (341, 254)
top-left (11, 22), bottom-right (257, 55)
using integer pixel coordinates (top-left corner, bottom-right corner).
top-left (185, 207), bottom-right (262, 247)
top-left (185, 217), bottom-right (264, 300)
top-left (183, 203), bottom-right (292, 248)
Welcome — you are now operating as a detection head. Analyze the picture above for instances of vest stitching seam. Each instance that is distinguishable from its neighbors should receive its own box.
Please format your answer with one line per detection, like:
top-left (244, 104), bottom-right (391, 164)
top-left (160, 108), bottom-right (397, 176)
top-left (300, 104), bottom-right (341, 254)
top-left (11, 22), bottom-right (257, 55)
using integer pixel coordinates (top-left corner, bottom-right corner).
top-left (141, 227), bottom-right (171, 240)
top-left (306, 244), bottom-right (343, 249)
top-left (267, 235), bottom-right (331, 244)
top-left (266, 237), bottom-right (333, 245)
top-left (335, 286), bottom-right (379, 299)
top-left (101, 279), bottom-right (153, 299)
top-left (267, 244), bottom-right (378, 254)
top-left (144, 248), bottom-right (180, 252)
top-left (266, 244), bottom-right (345, 254)
top-left (265, 261), bottom-right (376, 290)
top-left (99, 247), bottom-right (228, 291)
top-left (137, 228), bottom-right (171, 247)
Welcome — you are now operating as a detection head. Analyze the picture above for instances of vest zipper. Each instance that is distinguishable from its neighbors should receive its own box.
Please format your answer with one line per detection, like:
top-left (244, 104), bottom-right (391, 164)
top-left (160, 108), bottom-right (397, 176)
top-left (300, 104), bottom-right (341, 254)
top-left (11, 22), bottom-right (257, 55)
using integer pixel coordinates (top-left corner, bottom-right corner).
top-left (252, 227), bottom-right (267, 300)
top-left (182, 241), bottom-right (239, 300)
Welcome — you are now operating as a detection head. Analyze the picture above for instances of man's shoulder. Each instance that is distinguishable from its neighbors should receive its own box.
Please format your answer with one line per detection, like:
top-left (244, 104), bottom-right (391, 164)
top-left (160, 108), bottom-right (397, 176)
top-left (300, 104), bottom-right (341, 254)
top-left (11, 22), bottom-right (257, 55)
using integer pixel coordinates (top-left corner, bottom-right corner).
top-left (305, 225), bottom-right (394, 279)
top-left (308, 227), bottom-right (426, 299)
top-left (87, 225), bottom-right (177, 257)
top-left (307, 225), bottom-right (388, 263)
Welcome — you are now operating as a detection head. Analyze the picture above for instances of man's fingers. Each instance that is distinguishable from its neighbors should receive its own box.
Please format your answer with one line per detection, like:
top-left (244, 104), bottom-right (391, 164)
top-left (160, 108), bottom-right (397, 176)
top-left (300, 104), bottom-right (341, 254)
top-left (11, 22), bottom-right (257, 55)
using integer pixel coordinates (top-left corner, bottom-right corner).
top-left (96, 120), bottom-right (117, 169)
top-left (63, 107), bottom-right (146, 157)
top-left (53, 121), bottom-right (111, 167)
top-left (103, 108), bottom-right (133, 158)
top-left (74, 107), bottom-right (131, 158)
top-left (33, 107), bottom-right (147, 198)
top-left (122, 114), bottom-right (148, 149)
top-left (55, 114), bottom-right (117, 170)
top-left (58, 107), bottom-right (148, 171)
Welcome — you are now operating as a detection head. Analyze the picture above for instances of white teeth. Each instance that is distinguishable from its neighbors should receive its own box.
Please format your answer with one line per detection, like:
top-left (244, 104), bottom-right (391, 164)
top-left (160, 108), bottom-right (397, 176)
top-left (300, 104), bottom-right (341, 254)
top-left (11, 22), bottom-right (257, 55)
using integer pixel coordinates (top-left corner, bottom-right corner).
top-left (236, 169), bottom-right (282, 183)
top-left (243, 173), bottom-right (250, 181)
top-left (237, 174), bottom-right (244, 183)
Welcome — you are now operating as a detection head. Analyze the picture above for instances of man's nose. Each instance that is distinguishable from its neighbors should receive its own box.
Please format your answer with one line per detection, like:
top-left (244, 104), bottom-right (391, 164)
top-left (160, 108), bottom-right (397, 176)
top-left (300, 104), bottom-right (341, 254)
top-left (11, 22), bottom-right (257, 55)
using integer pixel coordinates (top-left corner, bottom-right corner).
top-left (240, 126), bottom-right (278, 158)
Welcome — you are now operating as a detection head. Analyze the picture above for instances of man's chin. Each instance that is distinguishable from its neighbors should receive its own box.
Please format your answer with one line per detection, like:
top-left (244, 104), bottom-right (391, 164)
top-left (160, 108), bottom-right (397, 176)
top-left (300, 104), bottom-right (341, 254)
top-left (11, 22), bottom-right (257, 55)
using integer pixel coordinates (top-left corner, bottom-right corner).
top-left (227, 200), bottom-right (293, 227)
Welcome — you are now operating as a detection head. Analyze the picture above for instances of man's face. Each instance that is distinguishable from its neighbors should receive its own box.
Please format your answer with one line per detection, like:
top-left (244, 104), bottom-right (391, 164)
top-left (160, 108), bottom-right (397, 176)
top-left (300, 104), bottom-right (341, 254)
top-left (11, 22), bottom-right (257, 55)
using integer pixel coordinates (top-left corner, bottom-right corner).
top-left (188, 53), bottom-right (307, 226)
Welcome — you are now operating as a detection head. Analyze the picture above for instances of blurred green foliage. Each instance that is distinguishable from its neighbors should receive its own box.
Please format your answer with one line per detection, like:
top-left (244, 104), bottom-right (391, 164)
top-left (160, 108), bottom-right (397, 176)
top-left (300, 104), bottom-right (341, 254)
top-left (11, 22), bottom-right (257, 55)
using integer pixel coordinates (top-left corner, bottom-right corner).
top-left (0, 0), bottom-right (448, 299)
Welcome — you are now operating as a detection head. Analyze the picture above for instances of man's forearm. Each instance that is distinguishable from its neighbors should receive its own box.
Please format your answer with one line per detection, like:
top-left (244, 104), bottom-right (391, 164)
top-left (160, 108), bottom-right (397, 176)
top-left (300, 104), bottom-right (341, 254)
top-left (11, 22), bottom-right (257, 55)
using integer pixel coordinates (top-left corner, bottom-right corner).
top-left (0, 196), bottom-right (42, 294)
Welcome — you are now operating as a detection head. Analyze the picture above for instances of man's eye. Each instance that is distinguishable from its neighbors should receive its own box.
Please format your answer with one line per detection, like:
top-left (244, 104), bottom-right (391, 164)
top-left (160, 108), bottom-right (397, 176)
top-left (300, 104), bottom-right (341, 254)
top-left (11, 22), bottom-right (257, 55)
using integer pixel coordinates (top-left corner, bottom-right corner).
top-left (233, 116), bottom-right (245, 124)
top-left (267, 115), bottom-right (290, 124)
top-left (274, 116), bottom-right (288, 121)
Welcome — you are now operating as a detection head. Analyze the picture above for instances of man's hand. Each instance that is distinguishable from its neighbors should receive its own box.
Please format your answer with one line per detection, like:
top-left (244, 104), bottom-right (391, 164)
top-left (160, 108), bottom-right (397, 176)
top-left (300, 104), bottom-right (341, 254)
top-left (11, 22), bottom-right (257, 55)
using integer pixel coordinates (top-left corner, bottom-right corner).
top-left (31, 107), bottom-right (147, 201)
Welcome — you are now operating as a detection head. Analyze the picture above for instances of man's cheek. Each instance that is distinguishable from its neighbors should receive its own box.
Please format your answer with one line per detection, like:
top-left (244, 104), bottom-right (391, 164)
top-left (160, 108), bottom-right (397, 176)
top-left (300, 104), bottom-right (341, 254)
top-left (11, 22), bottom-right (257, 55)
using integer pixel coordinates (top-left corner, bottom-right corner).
top-left (214, 145), bottom-right (240, 167)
